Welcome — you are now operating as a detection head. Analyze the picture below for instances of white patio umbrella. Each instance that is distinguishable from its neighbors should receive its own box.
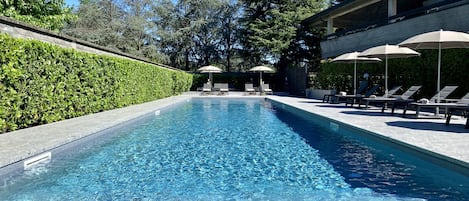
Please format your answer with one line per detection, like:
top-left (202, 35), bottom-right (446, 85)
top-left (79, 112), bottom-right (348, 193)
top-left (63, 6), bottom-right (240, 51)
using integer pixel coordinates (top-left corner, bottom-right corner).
top-left (197, 65), bottom-right (222, 87)
top-left (249, 65), bottom-right (274, 90)
top-left (331, 52), bottom-right (381, 95)
top-left (399, 29), bottom-right (469, 103)
top-left (359, 44), bottom-right (420, 96)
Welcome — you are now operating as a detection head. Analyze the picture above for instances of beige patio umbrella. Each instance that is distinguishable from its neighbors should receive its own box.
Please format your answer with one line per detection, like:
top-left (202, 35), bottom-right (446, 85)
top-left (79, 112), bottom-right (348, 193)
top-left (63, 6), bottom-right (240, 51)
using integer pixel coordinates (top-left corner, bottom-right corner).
top-left (399, 29), bottom-right (469, 103)
top-left (359, 44), bottom-right (420, 96)
top-left (197, 65), bottom-right (222, 87)
top-left (331, 52), bottom-right (381, 95)
top-left (249, 65), bottom-right (274, 90)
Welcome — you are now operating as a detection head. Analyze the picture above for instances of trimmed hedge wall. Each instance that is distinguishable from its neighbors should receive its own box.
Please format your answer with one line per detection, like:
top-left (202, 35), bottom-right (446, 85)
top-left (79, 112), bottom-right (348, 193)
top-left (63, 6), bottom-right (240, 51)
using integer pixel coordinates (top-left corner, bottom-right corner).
top-left (0, 34), bottom-right (192, 133)
top-left (312, 49), bottom-right (469, 99)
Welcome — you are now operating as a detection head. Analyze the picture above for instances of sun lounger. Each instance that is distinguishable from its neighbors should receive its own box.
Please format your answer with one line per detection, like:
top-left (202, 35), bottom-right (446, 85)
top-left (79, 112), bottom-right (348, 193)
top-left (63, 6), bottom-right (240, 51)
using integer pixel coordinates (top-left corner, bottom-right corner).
top-left (201, 83), bottom-right (212, 95)
top-left (358, 85), bottom-right (402, 108)
top-left (324, 80), bottom-right (368, 103)
top-left (214, 83), bottom-right (229, 95)
top-left (384, 85), bottom-right (402, 98)
top-left (362, 85), bottom-right (422, 113)
top-left (262, 84), bottom-right (273, 95)
top-left (404, 86), bottom-right (458, 117)
top-left (245, 83), bottom-right (256, 95)
top-left (407, 90), bottom-right (466, 119)
top-left (445, 98), bottom-right (469, 129)
top-left (339, 84), bottom-right (380, 107)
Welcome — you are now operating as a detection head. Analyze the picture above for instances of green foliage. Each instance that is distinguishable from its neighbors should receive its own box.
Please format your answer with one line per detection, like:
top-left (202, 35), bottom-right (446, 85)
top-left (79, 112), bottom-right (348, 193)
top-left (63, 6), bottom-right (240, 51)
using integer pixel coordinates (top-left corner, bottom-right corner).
top-left (0, 0), bottom-right (77, 31)
top-left (313, 49), bottom-right (469, 98)
top-left (64, 0), bottom-right (153, 59)
top-left (240, 0), bottom-right (327, 61)
top-left (151, 0), bottom-right (242, 70)
top-left (0, 34), bottom-right (192, 133)
top-left (65, 0), bottom-right (326, 73)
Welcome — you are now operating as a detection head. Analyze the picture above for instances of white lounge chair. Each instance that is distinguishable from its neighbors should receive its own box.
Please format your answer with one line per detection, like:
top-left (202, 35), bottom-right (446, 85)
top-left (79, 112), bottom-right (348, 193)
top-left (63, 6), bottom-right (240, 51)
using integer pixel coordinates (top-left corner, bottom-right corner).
top-left (245, 83), bottom-right (256, 95)
top-left (201, 83), bottom-right (212, 95)
top-left (262, 84), bottom-right (273, 95)
top-left (214, 83), bottom-right (229, 95)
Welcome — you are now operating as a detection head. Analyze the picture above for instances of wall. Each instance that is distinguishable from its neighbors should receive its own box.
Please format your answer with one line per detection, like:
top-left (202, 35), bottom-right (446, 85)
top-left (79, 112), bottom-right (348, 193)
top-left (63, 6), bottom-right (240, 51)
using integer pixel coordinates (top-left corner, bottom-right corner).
top-left (286, 67), bottom-right (307, 96)
top-left (320, 3), bottom-right (469, 58)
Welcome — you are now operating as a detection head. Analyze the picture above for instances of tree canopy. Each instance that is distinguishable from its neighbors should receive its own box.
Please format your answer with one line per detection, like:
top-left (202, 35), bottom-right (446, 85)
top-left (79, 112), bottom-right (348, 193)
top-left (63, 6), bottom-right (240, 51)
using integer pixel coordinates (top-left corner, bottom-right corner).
top-left (0, 0), bottom-right (76, 31)
top-left (240, 0), bottom-right (327, 70)
top-left (1, 0), bottom-right (329, 72)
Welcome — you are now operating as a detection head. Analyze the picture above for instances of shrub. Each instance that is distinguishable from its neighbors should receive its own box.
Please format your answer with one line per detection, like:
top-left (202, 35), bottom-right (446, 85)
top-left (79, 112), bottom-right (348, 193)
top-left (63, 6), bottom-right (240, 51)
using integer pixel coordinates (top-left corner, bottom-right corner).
top-left (0, 34), bottom-right (192, 133)
top-left (313, 49), bottom-right (469, 99)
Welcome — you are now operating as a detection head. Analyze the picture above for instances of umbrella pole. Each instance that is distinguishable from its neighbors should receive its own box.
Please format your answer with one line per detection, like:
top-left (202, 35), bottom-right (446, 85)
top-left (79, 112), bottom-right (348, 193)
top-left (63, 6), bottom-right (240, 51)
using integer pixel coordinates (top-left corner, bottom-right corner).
top-left (209, 72), bottom-right (213, 88)
top-left (385, 55), bottom-right (388, 97)
top-left (436, 43), bottom-right (442, 115)
top-left (260, 71), bottom-right (263, 92)
top-left (354, 60), bottom-right (357, 95)
top-left (437, 43), bottom-right (442, 103)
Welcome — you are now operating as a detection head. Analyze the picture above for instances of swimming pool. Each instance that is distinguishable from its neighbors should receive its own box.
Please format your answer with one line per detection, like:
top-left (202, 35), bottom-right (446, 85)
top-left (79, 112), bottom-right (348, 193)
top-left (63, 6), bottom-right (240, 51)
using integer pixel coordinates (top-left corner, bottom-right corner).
top-left (0, 98), bottom-right (467, 200)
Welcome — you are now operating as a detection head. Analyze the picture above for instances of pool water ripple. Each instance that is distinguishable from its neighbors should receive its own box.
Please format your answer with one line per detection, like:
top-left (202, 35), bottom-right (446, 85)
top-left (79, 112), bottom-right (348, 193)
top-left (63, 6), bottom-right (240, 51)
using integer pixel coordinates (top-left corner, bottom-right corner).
top-left (0, 99), bottom-right (456, 200)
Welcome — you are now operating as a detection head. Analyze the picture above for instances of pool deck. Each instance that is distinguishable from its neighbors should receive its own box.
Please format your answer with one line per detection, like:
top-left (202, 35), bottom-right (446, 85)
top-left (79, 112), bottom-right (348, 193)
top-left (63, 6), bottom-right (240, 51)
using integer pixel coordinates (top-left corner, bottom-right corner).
top-left (0, 92), bottom-right (468, 174)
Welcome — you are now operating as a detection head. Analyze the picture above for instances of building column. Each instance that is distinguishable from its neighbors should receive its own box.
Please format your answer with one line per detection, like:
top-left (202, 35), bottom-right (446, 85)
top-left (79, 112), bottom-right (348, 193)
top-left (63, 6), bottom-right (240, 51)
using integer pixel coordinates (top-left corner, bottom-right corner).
top-left (388, 0), bottom-right (397, 17)
top-left (326, 17), bottom-right (334, 35)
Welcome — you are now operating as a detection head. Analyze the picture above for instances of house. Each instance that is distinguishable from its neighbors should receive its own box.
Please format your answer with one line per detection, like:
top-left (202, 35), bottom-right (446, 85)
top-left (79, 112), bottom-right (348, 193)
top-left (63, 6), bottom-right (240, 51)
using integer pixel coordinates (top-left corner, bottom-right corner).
top-left (303, 0), bottom-right (469, 58)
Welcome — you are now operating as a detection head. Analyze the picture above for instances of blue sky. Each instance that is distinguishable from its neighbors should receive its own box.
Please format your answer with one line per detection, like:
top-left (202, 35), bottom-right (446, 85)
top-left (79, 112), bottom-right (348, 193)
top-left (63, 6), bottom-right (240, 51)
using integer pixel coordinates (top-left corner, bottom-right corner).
top-left (65, 0), bottom-right (79, 7)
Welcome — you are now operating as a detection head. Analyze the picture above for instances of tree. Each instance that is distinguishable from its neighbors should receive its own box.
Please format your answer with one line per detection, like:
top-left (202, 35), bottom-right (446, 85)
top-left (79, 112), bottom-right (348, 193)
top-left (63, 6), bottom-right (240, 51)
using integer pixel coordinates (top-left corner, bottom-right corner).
top-left (63, 0), bottom-right (327, 74)
top-left (239, 0), bottom-right (326, 64)
top-left (62, 0), bottom-right (125, 51)
top-left (0, 0), bottom-right (76, 31)
top-left (218, 0), bottom-right (242, 72)
top-left (120, 0), bottom-right (158, 59)
top-left (152, 0), bottom-right (237, 70)
top-left (152, 0), bottom-right (191, 69)
top-left (63, 0), bottom-right (167, 62)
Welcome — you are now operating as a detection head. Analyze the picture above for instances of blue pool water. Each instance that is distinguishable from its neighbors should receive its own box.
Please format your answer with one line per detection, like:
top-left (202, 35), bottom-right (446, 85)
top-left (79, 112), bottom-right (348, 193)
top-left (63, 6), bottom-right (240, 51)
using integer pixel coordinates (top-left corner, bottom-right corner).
top-left (0, 98), bottom-right (468, 200)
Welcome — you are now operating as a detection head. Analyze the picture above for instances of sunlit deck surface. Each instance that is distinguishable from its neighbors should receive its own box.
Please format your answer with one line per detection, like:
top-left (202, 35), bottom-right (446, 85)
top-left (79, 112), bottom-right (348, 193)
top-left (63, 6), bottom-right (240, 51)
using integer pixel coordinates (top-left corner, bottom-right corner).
top-left (0, 93), bottom-right (467, 174)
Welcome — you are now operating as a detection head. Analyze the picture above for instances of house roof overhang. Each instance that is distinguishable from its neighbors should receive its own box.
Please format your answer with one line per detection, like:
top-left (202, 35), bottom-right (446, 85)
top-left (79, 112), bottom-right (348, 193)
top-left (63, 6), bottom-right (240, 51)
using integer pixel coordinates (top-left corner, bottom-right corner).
top-left (302, 0), bottom-right (383, 28)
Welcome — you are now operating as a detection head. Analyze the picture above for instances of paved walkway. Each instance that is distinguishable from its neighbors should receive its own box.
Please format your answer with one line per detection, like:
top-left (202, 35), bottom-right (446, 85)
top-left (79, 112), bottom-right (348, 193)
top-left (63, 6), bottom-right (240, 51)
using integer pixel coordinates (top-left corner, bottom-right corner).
top-left (0, 93), bottom-right (467, 174)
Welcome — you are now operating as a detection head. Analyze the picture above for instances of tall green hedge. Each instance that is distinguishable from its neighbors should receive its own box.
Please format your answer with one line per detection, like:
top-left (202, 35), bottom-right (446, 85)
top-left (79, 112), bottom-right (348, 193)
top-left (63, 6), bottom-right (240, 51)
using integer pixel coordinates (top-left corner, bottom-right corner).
top-left (312, 49), bottom-right (469, 99)
top-left (0, 34), bottom-right (192, 133)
